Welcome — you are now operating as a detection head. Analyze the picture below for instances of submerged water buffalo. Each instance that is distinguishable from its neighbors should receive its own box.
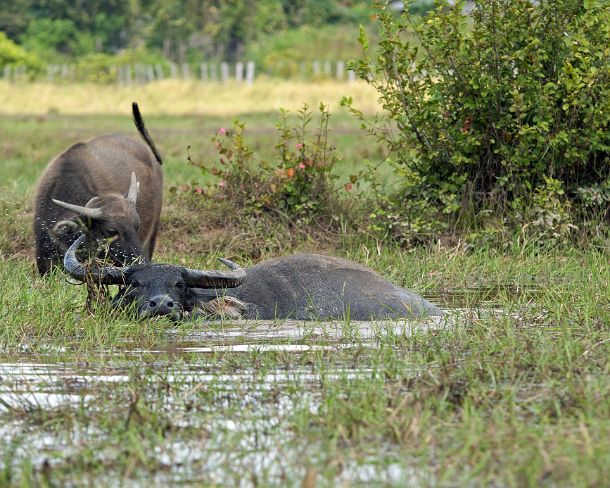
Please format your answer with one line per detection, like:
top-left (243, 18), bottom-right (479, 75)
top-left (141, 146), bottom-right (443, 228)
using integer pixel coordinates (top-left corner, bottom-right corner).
top-left (64, 235), bottom-right (443, 321)
top-left (34, 103), bottom-right (163, 275)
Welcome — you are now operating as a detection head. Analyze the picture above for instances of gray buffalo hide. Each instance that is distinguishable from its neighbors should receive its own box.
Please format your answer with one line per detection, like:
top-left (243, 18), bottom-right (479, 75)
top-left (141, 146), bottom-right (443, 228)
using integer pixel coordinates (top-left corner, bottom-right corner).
top-left (196, 253), bottom-right (443, 320)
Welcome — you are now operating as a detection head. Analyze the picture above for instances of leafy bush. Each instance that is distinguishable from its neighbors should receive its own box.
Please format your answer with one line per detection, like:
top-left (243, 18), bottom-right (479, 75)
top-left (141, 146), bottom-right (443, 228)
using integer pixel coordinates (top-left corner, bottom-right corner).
top-left (74, 49), bottom-right (170, 83)
top-left (72, 53), bottom-right (119, 83)
top-left (0, 32), bottom-right (42, 74)
top-left (189, 103), bottom-right (347, 229)
top-left (20, 18), bottom-right (93, 60)
top-left (407, 0), bottom-right (435, 16)
top-left (246, 24), bottom-right (374, 78)
top-left (345, 0), bottom-right (610, 246)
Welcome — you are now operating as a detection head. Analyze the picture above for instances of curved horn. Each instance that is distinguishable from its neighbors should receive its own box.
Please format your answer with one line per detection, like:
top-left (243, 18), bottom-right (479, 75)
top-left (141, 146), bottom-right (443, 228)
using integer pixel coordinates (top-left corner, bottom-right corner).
top-left (63, 234), bottom-right (127, 285)
top-left (52, 199), bottom-right (103, 219)
top-left (126, 172), bottom-right (139, 205)
top-left (218, 257), bottom-right (241, 270)
top-left (182, 260), bottom-right (246, 289)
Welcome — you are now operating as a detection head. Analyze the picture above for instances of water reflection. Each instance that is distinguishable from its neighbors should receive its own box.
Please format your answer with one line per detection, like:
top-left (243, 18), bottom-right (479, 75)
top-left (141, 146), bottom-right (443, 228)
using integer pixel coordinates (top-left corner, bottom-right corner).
top-left (0, 315), bottom-right (455, 484)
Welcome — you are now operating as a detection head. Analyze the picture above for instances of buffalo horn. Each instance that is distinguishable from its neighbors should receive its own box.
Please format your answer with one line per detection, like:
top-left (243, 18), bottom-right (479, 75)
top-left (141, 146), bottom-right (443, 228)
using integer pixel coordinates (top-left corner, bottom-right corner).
top-left (63, 234), bottom-right (127, 285)
top-left (218, 257), bottom-right (240, 270)
top-left (52, 199), bottom-right (103, 219)
top-left (182, 261), bottom-right (246, 289)
top-left (126, 172), bottom-right (139, 205)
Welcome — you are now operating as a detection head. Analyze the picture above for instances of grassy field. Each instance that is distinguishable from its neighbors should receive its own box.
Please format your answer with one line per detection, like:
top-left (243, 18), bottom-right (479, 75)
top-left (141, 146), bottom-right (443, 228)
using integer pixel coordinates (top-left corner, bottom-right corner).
top-left (1, 95), bottom-right (609, 486)
top-left (0, 80), bottom-right (380, 116)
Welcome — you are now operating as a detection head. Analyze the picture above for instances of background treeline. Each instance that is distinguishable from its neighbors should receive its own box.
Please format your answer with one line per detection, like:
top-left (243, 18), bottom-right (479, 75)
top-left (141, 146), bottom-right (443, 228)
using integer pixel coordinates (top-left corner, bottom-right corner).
top-left (2, 0), bottom-right (372, 62)
top-left (0, 0), bottom-right (433, 79)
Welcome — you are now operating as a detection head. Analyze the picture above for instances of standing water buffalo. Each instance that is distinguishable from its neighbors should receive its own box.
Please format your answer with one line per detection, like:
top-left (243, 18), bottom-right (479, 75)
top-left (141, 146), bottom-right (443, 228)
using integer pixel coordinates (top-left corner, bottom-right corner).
top-left (64, 235), bottom-right (443, 320)
top-left (34, 103), bottom-right (163, 275)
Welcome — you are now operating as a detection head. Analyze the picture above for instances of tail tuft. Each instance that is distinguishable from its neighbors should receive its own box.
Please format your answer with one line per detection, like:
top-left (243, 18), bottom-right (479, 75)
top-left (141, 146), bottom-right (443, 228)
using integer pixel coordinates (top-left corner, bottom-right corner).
top-left (132, 102), bottom-right (163, 165)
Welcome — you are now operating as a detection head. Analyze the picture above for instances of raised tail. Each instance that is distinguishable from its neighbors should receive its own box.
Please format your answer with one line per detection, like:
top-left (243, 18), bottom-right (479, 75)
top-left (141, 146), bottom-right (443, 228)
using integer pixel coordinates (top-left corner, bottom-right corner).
top-left (132, 102), bottom-right (163, 165)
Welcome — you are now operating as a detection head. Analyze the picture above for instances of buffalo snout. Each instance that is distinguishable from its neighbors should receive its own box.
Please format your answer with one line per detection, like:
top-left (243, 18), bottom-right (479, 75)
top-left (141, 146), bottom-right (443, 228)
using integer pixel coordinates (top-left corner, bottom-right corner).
top-left (139, 294), bottom-right (180, 319)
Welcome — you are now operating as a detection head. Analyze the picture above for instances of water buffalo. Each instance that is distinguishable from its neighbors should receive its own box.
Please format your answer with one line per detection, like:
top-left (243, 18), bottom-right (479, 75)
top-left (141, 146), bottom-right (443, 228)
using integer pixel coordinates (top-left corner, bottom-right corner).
top-left (63, 235), bottom-right (443, 321)
top-left (34, 103), bottom-right (163, 275)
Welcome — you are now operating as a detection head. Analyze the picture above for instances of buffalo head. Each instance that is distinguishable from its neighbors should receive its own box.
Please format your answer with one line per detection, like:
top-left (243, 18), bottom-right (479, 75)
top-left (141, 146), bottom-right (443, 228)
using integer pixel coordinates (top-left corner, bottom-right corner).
top-left (64, 235), bottom-right (245, 320)
top-left (51, 172), bottom-right (145, 266)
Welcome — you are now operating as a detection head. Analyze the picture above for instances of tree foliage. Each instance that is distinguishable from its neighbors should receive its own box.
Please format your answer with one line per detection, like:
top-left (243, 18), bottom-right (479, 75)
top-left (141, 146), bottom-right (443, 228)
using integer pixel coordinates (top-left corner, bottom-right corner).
top-left (345, 0), bottom-right (610, 246)
top-left (1, 0), bottom-right (374, 63)
top-left (0, 32), bottom-right (42, 73)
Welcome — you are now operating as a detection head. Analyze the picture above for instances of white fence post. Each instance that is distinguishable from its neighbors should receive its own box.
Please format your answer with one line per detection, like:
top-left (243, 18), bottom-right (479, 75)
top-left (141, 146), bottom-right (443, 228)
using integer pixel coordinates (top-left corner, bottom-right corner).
top-left (146, 65), bottom-right (155, 83)
top-left (324, 60), bottom-right (332, 76)
top-left (135, 64), bottom-right (144, 84)
top-left (245, 61), bottom-right (255, 85)
top-left (169, 63), bottom-right (178, 79)
top-left (336, 60), bottom-right (345, 80)
top-left (220, 62), bottom-right (229, 83)
top-left (235, 61), bottom-right (243, 82)
top-left (181, 63), bottom-right (190, 79)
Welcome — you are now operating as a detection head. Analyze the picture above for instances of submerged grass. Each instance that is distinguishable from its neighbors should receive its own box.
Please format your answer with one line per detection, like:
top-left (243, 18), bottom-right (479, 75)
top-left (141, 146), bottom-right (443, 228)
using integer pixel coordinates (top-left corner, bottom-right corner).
top-left (0, 112), bottom-right (609, 485)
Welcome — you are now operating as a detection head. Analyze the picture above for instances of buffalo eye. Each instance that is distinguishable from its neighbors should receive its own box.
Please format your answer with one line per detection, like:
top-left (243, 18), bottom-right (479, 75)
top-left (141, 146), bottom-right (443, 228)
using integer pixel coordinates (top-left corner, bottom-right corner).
top-left (130, 280), bottom-right (140, 288)
top-left (175, 281), bottom-right (185, 289)
top-left (103, 228), bottom-right (119, 238)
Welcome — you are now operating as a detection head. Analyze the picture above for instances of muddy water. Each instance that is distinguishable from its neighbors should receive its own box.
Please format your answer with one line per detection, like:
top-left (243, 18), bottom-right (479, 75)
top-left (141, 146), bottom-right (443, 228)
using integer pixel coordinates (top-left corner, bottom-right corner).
top-left (0, 315), bottom-right (456, 485)
top-left (0, 318), bottom-right (446, 410)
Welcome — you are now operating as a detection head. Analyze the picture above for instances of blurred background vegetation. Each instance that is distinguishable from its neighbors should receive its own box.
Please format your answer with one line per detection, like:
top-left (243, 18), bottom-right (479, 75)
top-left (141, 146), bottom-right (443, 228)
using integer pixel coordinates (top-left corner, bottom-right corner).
top-left (0, 0), bottom-right (434, 79)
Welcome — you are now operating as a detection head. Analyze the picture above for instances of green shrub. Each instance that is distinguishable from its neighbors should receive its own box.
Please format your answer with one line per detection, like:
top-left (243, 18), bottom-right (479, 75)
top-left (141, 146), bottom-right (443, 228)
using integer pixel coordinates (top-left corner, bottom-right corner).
top-left (0, 32), bottom-right (43, 74)
top-left (75, 49), bottom-right (170, 83)
top-left (408, 0), bottom-right (435, 16)
top-left (345, 0), bottom-right (610, 246)
top-left (190, 103), bottom-right (345, 228)
top-left (74, 53), bottom-right (119, 83)
top-left (20, 18), bottom-right (90, 59)
top-left (246, 24), bottom-right (374, 78)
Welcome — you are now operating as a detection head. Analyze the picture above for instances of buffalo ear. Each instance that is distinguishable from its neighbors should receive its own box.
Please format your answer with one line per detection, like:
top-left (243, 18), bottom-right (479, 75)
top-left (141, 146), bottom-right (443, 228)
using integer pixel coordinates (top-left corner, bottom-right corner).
top-left (48, 218), bottom-right (83, 249)
top-left (202, 296), bottom-right (250, 319)
top-left (51, 219), bottom-right (79, 237)
top-left (182, 286), bottom-right (199, 313)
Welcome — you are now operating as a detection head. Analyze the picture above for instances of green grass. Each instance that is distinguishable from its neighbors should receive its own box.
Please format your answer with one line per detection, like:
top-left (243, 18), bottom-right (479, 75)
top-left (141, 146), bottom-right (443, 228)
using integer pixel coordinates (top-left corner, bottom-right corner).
top-left (0, 110), bottom-right (389, 189)
top-left (0, 112), bottom-right (609, 486)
